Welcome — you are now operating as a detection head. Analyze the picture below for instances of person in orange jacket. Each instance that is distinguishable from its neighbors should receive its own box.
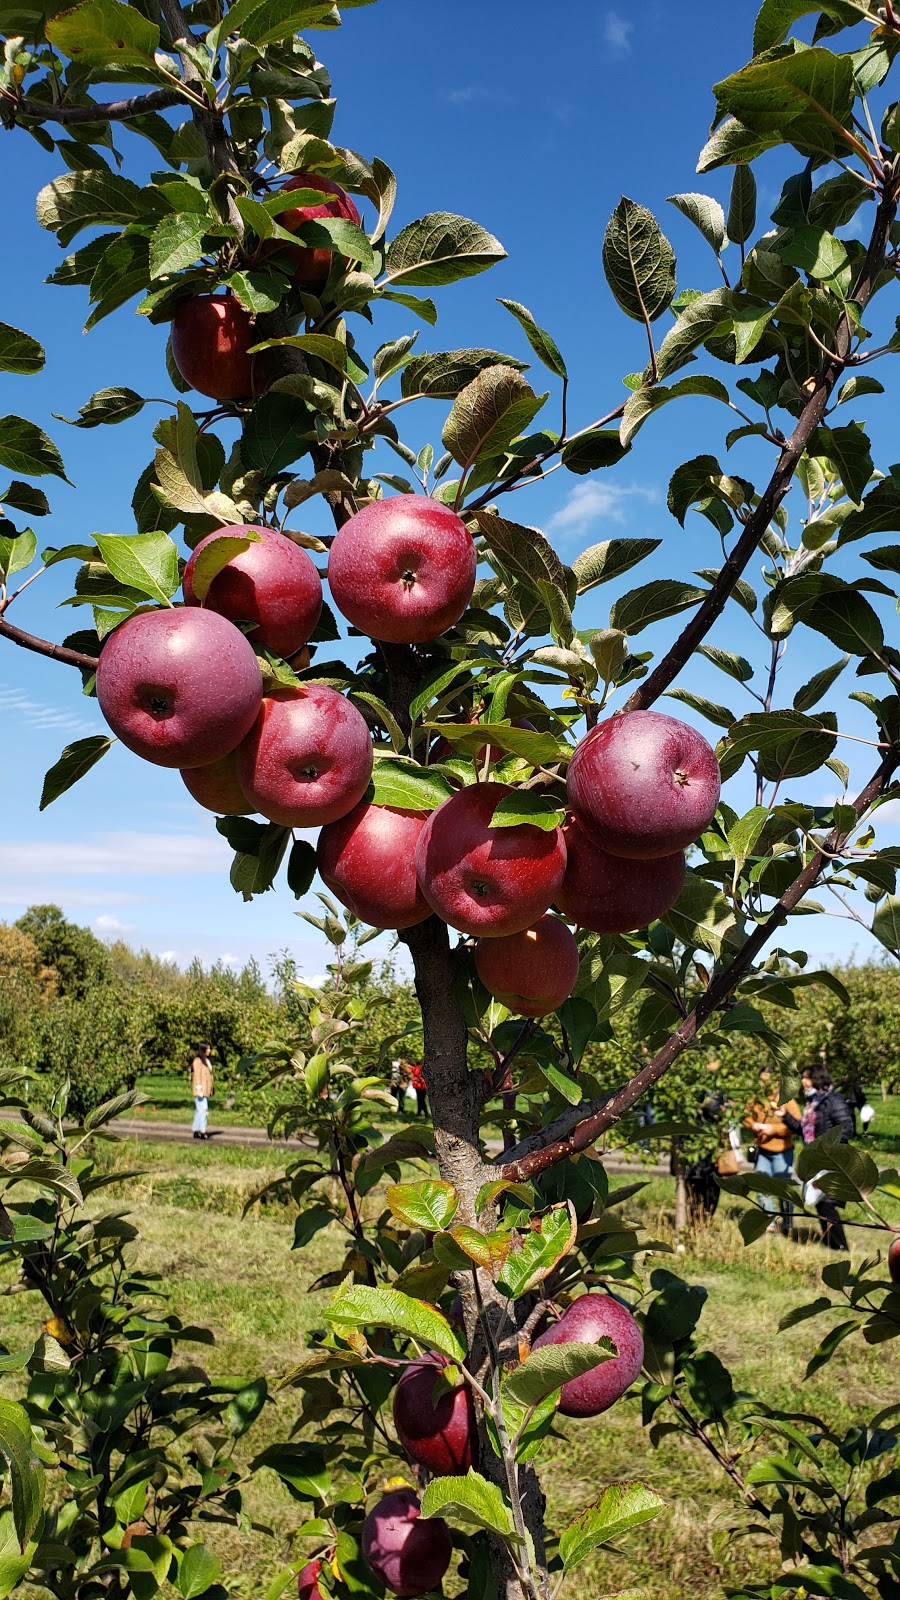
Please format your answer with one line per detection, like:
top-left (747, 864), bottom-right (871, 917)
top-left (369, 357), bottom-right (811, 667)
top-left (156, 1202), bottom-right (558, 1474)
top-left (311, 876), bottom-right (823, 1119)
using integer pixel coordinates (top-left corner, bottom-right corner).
top-left (744, 1068), bottom-right (800, 1236)
top-left (409, 1062), bottom-right (428, 1118)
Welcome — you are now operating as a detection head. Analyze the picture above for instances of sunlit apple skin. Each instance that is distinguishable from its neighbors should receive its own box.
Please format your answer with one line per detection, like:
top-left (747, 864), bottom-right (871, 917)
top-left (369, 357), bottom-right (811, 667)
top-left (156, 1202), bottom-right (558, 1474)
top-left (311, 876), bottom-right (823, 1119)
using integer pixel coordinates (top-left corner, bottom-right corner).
top-left (170, 295), bottom-right (258, 400)
top-left (96, 609), bottom-right (263, 770)
top-left (414, 782), bottom-right (567, 938)
top-left (392, 1354), bottom-right (476, 1474)
top-left (555, 817), bottom-right (685, 933)
top-left (317, 801), bottom-right (431, 930)
top-left (183, 525), bottom-right (323, 660)
top-left (474, 915), bottom-right (579, 1016)
top-left (296, 1559), bottom-right (323, 1600)
top-left (276, 172), bottom-right (362, 289)
top-left (532, 1294), bottom-right (644, 1417)
top-left (327, 495), bottom-right (476, 644)
top-left (236, 684), bottom-right (373, 827)
top-left (888, 1236), bottom-right (900, 1284)
top-left (181, 751), bottom-right (253, 816)
top-left (361, 1489), bottom-right (452, 1598)
top-left (567, 710), bottom-right (721, 860)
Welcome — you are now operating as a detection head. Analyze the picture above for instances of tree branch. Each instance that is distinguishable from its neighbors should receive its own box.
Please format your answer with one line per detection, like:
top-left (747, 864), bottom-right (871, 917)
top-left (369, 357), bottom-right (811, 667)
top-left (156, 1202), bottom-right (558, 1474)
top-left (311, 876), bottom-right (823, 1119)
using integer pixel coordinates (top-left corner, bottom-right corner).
top-left (0, 613), bottom-right (97, 672)
top-left (624, 164), bottom-right (900, 714)
top-left (0, 86), bottom-right (184, 124)
top-left (499, 741), bottom-right (900, 1181)
top-left (156, 0), bottom-right (244, 231)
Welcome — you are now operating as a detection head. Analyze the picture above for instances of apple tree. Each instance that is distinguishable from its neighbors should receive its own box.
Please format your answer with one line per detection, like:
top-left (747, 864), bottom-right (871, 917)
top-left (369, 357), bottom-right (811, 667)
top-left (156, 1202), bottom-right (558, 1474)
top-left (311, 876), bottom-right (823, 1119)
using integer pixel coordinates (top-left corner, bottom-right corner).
top-left (2, 0), bottom-right (900, 1597)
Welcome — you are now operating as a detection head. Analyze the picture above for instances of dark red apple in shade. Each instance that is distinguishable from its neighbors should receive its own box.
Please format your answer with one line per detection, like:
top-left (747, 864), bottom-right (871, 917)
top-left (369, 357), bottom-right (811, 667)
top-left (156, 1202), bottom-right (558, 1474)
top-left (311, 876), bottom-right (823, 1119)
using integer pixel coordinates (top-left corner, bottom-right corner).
top-left (182, 525), bottom-right (323, 660)
top-left (414, 782), bottom-right (567, 939)
top-left (555, 817), bottom-right (685, 933)
top-left (361, 1490), bottom-right (452, 1598)
top-left (181, 751), bottom-right (253, 816)
top-left (96, 609), bottom-right (263, 770)
top-left (327, 495), bottom-right (476, 644)
top-left (170, 295), bottom-right (258, 400)
top-left (275, 172), bottom-right (362, 290)
top-left (317, 801), bottom-right (431, 929)
top-left (474, 915), bottom-right (580, 1016)
top-left (566, 709), bottom-right (721, 859)
top-left (888, 1236), bottom-right (900, 1284)
top-left (236, 684), bottom-right (373, 827)
top-left (297, 1559), bottom-right (323, 1600)
top-left (531, 1293), bottom-right (644, 1417)
top-left (392, 1354), bottom-right (476, 1474)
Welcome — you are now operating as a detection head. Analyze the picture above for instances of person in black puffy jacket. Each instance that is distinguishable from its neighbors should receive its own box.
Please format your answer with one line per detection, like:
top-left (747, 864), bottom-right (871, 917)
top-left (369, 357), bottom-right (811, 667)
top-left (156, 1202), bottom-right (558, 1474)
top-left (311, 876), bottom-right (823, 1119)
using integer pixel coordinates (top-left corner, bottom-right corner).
top-left (780, 1063), bottom-right (854, 1250)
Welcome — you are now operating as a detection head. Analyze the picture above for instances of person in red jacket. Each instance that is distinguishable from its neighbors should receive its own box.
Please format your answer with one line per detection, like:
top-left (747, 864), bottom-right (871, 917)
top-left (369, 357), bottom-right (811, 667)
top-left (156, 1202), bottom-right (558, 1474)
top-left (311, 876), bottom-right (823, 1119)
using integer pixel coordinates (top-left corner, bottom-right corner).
top-left (409, 1062), bottom-right (427, 1117)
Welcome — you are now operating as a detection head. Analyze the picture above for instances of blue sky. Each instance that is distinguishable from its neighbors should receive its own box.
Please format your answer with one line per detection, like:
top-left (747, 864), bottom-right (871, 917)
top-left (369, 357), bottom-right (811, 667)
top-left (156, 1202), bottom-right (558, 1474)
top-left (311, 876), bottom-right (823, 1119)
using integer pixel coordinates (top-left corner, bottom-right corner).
top-left (1, 0), bottom-right (897, 979)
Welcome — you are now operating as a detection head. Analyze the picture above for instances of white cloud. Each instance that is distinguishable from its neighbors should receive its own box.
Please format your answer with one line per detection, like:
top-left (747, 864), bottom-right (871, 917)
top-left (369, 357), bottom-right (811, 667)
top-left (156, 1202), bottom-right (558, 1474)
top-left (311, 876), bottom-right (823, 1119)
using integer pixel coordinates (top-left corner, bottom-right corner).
top-left (157, 951), bottom-right (178, 964)
top-left (445, 84), bottom-right (513, 106)
top-left (0, 684), bottom-right (98, 738)
top-left (547, 481), bottom-right (659, 537)
top-left (601, 10), bottom-right (633, 58)
top-left (93, 914), bottom-right (136, 935)
top-left (0, 829), bottom-right (231, 912)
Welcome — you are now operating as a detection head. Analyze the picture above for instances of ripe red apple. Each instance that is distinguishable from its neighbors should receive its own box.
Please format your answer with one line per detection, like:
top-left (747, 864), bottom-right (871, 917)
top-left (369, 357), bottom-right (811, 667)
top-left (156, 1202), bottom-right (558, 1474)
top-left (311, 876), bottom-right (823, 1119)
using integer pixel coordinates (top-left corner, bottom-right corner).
top-left (297, 1559), bottom-right (323, 1600)
top-left (170, 295), bottom-right (259, 400)
top-left (236, 683), bottom-right (373, 827)
top-left (392, 1354), bottom-right (476, 1474)
top-left (888, 1236), bottom-right (900, 1283)
top-left (96, 608), bottom-right (262, 770)
top-left (181, 751), bottom-right (253, 816)
top-left (532, 1293), bottom-right (644, 1417)
top-left (361, 1489), bottom-right (452, 1598)
top-left (474, 915), bottom-right (579, 1016)
top-left (414, 782), bottom-right (567, 938)
top-left (317, 801), bottom-right (431, 929)
top-left (182, 525), bottom-right (323, 660)
top-left (555, 817), bottom-right (685, 933)
top-left (274, 172), bottom-right (362, 289)
top-left (327, 495), bottom-right (476, 644)
top-left (566, 709), bottom-right (721, 859)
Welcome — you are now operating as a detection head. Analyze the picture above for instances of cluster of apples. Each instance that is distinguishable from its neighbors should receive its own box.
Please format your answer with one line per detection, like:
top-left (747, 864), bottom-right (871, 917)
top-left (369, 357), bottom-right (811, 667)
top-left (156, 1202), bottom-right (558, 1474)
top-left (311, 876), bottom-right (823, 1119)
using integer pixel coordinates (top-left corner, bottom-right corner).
top-left (169, 173), bottom-right (361, 400)
top-left (296, 1295), bottom-right (644, 1597)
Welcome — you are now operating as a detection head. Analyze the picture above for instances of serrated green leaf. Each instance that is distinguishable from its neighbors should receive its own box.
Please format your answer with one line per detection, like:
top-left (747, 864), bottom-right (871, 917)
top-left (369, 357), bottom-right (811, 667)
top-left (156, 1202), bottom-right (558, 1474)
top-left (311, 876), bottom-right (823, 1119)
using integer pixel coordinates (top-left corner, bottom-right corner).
top-left (442, 365), bottom-right (546, 469)
top-left (667, 192), bottom-right (727, 252)
top-left (727, 164), bottom-right (757, 244)
top-left (39, 735), bottom-right (112, 812)
top-left (387, 1180), bottom-right (459, 1230)
top-left (0, 322), bottom-right (44, 376)
top-left (149, 213), bottom-right (208, 279)
top-left (602, 197), bottom-right (676, 324)
top-left (386, 212), bottom-right (506, 287)
top-left (560, 1482), bottom-right (663, 1572)
top-left (420, 1473), bottom-right (515, 1540)
top-left (36, 170), bottom-right (144, 247)
top-left (503, 1341), bottom-right (614, 1409)
top-left (326, 1284), bottom-right (465, 1361)
top-left (497, 298), bottom-right (567, 378)
top-left (620, 375), bottom-right (730, 447)
top-left (0, 416), bottom-right (69, 481)
top-left (714, 48), bottom-right (857, 161)
top-left (45, 0), bottom-right (159, 69)
top-left (610, 580), bottom-right (705, 634)
top-left (94, 531), bottom-right (179, 604)
top-left (370, 758), bottom-right (452, 811)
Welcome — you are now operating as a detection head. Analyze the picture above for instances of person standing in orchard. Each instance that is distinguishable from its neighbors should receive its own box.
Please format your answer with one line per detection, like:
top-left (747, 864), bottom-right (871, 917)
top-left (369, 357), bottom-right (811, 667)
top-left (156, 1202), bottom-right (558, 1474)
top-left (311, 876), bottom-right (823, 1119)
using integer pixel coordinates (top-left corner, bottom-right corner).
top-left (410, 1062), bottom-right (428, 1118)
top-left (780, 1066), bottom-right (855, 1251)
top-left (745, 1068), bottom-right (800, 1237)
top-left (190, 1042), bottom-right (214, 1142)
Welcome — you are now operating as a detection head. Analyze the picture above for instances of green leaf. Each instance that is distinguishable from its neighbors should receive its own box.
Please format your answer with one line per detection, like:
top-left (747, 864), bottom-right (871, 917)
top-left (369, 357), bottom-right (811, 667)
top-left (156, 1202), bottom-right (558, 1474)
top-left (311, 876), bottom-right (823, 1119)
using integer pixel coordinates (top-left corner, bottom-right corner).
top-left (241, 392), bottom-right (313, 477)
top-left (188, 531), bottom-right (260, 602)
top-left (561, 427), bottom-right (630, 474)
top-left (725, 709), bottom-right (838, 778)
top-left (0, 415), bottom-right (68, 481)
top-left (872, 894), bottom-right (900, 954)
top-left (386, 212), bottom-right (506, 287)
top-left (286, 839), bottom-right (316, 899)
top-left (326, 1284), bottom-right (465, 1361)
top-left (177, 1545), bottom-right (223, 1599)
top-left (572, 538), bottom-right (660, 593)
top-left (602, 197), bottom-right (676, 324)
top-left (94, 532), bottom-right (179, 605)
top-left (496, 1204), bottom-right (578, 1299)
top-left (811, 424), bottom-right (873, 504)
top-left (400, 347), bottom-right (527, 400)
top-left (226, 1377), bottom-right (267, 1438)
top-left (36, 170), bottom-right (144, 247)
top-left (349, 690), bottom-right (405, 753)
top-left (497, 298), bottom-right (567, 378)
top-left (387, 1180), bottom-right (459, 1230)
top-left (559, 1482), bottom-right (663, 1572)
top-left (489, 793), bottom-right (565, 832)
top-left (1, 481), bottom-right (49, 516)
top-left (420, 1473), bottom-right (515, 1540)
top-left (56, 386), bottom-right (145, 429)
top-left (796, 1127), bottom-right (879, 1204)
top-left (620, 375), bottom-right (730, 447)
top-left (370, 758), bottom-right (452, 812)
top-left (502, 1341), bottom-right (614, 1409)
top-left (698, 117), bottom-right (780, 173)
top-left (426, 722), bottom-right (566, 766)
top-left (713, 49), bottom-right (857, 160)
top-left (378, 289), bottom-right (438, 325)
top-left (793, 654), bottom-right (849, 711)
top-left (610, 579), bottom-right (705, 634)
top-left (0, 1398), bottom-right (44, 1545)
top-left (442, 365), bottom-right (547, 468)
top-left (250, 1441), bottom-right (329, 1500)
top-left (149, 214), bottom-right (208, 280)
top-left (0, 323), bottom-right (44, 376)
top-left (39, 735), bottom-right (112, 812)
top-left (666, 688), bottom-right (735, 730)
top-left (666, 192), bottom-right (726, 252)
top-left (225, 269), bottom-right (285, 314)
top-left (770, 573), bottom-right (883, 657)
top-left (473, 507), bottom-right (567, 596)
top-left (662, 872), bottom-right (742, 960)
top-left (0, 526), bottom-right (37, 581)
top-left (655, 287), bottom-right (732, 380)
top-left (697, 643), bottom-right (753, 684)
top-left (727, 165), bottom-right (757, 245)
top-left (45, 0), bottom-right (160, 70)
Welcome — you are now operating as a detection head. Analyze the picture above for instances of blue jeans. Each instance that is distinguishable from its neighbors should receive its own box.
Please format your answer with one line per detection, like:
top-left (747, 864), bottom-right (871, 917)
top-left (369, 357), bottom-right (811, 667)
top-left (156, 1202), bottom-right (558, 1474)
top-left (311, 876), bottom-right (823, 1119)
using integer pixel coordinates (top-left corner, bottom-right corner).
top-left (193, 1096), bottom-right (208, 1133)
top-left (755, 1147), bottom-right (794, 1226)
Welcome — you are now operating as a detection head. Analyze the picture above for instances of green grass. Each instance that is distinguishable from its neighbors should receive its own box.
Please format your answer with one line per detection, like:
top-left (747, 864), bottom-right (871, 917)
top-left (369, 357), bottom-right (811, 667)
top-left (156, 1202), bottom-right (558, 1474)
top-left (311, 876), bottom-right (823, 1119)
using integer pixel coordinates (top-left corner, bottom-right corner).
top-left (5, 1138), bottom-right (897, 1600)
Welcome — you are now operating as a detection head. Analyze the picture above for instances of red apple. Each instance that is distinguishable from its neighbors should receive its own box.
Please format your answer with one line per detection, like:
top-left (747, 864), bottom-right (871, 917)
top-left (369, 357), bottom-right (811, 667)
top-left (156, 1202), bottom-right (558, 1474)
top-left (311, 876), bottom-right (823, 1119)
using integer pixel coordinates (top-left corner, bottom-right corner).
top-left (888, 1236), bottom-right (900, 1283)
top-left (555, 817), bottom-right (685, 933)
top-left (274, 172), bottom-right (362, 290)
top-left (96, 608), bottom-right (262, 770)
top-left (392, 1354), bottom-right (476, 1474)
top-left (531, 1293), bottom-right (644, 1417)
top-left (415, 783), bottom-right (567, 938)
top-left (474, 915), bottom-right (579, 1016)
top-left (236, 683), bottom-right (373, 827)
top-left (317, 801), bottom-right (431, 929)
top-left (183, 525), bottom-right (323, 660)
top-left (297, 1559), bottom-right (323, 1600)
top-left (327, 495), bottom-right (476, 644)
top-left (361, 1489), bottom-right (452, 1598)
top-left (170, 295), bottom-right (259, 400)
top-left (567, 710), bottom-right (720, 860)
top-left (181, 751), bottom-right (253, 816)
